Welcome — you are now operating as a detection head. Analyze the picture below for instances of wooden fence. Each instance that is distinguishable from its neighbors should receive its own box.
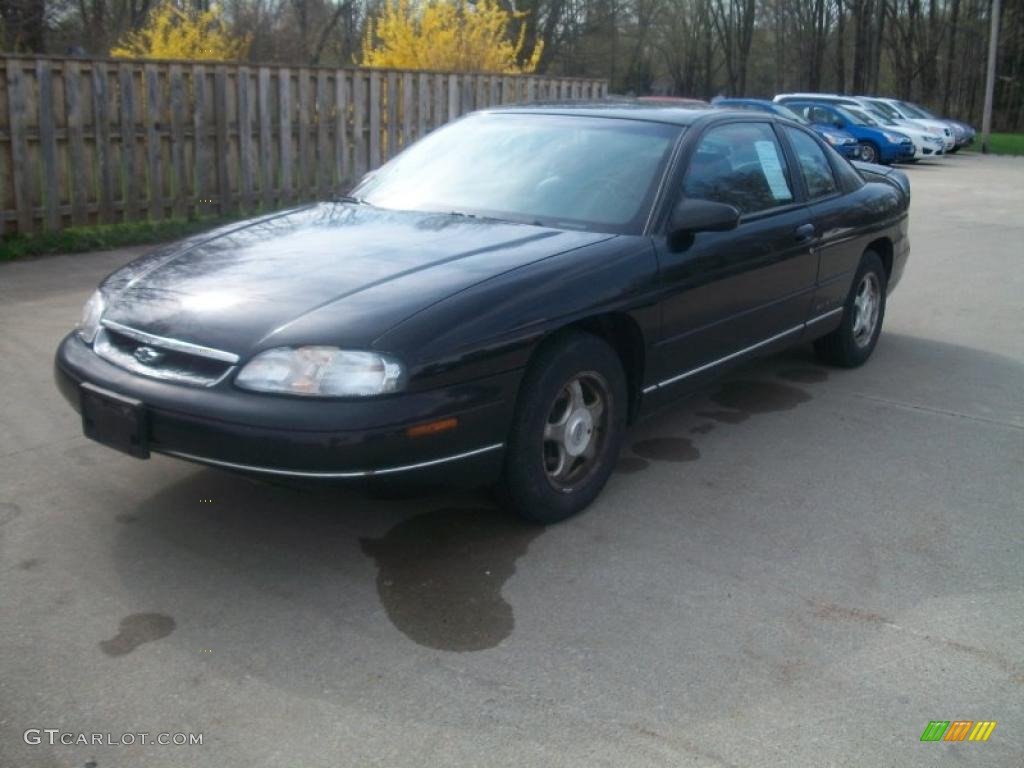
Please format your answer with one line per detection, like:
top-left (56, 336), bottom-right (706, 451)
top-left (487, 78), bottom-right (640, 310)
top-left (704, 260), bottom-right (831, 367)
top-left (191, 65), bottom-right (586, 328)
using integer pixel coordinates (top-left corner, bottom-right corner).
top-left (0, 54), bottom-right (608, 235)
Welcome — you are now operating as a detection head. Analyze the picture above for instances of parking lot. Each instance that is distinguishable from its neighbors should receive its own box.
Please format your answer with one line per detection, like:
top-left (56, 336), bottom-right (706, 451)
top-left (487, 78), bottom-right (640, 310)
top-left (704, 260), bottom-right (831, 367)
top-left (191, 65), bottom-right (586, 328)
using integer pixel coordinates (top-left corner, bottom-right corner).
top-left (1, 153), bottom-right (1022, 767)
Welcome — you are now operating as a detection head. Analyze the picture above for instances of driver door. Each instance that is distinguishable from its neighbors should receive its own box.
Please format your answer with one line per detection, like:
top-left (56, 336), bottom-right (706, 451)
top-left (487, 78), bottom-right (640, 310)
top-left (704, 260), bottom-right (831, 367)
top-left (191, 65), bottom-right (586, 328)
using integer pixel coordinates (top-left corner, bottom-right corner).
top-left (649, 121), bottom-right (818, 395)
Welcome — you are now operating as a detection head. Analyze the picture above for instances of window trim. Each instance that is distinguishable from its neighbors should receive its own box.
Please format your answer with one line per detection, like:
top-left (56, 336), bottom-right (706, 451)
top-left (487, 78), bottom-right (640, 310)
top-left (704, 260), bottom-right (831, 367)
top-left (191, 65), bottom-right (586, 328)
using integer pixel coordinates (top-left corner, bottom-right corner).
top-left (780, 123), bottom-right (842, 203)
top-left (666, 118), bottom-right (803, 224)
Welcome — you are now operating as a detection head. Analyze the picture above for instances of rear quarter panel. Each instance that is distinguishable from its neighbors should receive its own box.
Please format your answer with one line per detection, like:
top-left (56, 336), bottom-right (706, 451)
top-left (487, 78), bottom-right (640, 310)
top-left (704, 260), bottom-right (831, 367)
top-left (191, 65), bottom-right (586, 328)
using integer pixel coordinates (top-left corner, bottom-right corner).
top-left (810, 180), bottom-right (908, 315)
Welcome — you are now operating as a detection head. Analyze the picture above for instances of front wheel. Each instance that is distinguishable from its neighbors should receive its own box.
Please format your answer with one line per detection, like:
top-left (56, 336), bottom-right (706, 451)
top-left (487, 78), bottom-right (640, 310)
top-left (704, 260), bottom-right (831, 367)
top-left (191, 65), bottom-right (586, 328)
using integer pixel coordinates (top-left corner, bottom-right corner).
top-left (858, 142), bottom-right (880, 164)
top-left (497, 332), bottom-right (627, 524)
top-left (814, 250), bottom-right (887, 367)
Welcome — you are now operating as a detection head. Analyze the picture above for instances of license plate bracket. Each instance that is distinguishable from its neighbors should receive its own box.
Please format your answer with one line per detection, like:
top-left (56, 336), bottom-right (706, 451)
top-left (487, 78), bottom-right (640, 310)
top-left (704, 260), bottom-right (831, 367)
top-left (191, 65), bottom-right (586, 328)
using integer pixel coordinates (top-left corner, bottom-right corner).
top-left (80, 383), bottom-right (150, 458)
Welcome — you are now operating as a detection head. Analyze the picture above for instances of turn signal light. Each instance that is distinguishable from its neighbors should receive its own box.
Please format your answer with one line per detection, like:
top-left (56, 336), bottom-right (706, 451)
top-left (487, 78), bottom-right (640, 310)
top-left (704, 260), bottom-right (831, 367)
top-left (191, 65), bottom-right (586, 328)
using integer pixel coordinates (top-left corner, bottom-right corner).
top-left (406, 417), bottom-right (458, 438)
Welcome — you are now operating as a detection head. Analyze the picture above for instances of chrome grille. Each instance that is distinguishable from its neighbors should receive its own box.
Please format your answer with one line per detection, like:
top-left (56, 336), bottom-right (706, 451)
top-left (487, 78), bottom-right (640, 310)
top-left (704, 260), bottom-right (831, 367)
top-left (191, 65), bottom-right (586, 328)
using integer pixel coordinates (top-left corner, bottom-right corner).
top-left (93, 320), bottom-right (237, 387)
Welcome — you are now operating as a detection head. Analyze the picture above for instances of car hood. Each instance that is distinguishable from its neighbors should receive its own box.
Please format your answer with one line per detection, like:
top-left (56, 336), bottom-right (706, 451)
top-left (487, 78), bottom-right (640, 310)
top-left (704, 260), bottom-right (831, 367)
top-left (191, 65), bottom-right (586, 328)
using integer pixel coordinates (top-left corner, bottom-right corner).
top-left (815, 125), bottom-right (856, 142)
top-left (100, 203), bottom-right (612, 354)
top-left (901, 118), bottom-right (952, 135)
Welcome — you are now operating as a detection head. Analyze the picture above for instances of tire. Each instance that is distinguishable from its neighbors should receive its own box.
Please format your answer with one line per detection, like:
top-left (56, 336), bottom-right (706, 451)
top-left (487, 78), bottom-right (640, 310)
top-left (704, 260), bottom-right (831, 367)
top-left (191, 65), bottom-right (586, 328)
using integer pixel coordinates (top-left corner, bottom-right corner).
top-left (496, 332), bottom-right (628, 524)
top-left (858, 141), bottom-right (880, 164)
top-left (814, 250), bottom-right (887, 368)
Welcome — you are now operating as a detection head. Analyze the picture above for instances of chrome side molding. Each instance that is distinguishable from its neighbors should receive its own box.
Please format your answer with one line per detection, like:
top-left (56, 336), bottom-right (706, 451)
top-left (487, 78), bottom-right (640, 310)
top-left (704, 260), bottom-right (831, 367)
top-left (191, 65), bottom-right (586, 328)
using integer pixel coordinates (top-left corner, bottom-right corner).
top-left (643, 307), bottom-right (844, 394)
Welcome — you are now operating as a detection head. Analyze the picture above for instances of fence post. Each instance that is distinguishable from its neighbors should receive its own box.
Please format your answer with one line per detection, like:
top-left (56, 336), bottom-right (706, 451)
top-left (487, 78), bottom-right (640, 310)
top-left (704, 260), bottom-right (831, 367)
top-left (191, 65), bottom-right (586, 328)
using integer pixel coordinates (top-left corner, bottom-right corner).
top-left (6, 61), bottom-right (32, 233)
top-left (37, 60), bottom-right (60, 231)
top-left (119, 63), bottom-right (139, 221)
top-left (369, 71), bottom-right (381, 168)
top-left (145, 64), bottom-right (164, 221)
top-left (298, 68), bottom-right (311, 199)
top-left (169, 65), bottom-right (187, 218)
top-left (192, 64), bottom-right (207, 215)
top-left (257, 66), bottom-right (272, 210)
top-left (92, 63), bottom-right (115, 224)
top-left (278, 67), bottom-right (292, 205)
top-left (238, 66), bottom-right (253, 212)
top-left (316, 70), bottom-right (329, 196)
top-left (335, 69), bottom-right (349, 189)
top-left (64, 60), bottom-right (89, 226)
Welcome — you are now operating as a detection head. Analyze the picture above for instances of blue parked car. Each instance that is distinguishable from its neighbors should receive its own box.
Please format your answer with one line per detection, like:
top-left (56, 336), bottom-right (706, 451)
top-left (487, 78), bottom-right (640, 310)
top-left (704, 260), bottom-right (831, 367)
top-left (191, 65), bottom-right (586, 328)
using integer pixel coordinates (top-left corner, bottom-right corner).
top-left (712, 97), bottom-right (861, 159)
top-left (783, 100), bottom-right (915, 164)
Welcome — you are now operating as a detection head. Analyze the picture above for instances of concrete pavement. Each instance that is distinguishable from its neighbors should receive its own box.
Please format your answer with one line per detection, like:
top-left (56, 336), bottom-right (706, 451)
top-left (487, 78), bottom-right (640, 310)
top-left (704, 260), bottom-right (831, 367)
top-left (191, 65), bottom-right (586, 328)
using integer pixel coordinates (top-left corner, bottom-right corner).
top-left (1, 154), bottom-right (1022, 767)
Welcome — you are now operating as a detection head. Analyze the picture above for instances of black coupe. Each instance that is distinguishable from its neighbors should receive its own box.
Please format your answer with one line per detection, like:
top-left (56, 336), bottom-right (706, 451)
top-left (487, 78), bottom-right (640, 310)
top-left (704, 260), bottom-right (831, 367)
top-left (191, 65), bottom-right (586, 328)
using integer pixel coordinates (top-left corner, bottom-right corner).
top-left (55, 102), bottom-right (910, 522)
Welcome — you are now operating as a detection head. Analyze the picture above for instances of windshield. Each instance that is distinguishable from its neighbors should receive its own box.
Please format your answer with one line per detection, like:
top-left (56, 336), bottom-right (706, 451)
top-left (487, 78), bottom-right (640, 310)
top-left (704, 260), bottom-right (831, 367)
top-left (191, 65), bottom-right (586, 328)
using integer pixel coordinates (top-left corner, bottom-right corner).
top-left (867, 110), bottom-right (898, 126)
top-left (354, 113), bottom-right (680, 234)
top-left (838, 107), bottom-right (879, 126)
top-left (867, 99), bottom-right (901, 119)
top-left (898, 101), bottom-right (929, 119)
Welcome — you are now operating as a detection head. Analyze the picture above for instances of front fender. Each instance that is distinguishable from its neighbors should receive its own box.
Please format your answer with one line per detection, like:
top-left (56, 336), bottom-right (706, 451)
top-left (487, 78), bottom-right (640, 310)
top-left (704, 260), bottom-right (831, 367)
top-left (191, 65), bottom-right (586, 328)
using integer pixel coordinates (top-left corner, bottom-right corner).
top-left (375, 236), bottom-right (661, 392)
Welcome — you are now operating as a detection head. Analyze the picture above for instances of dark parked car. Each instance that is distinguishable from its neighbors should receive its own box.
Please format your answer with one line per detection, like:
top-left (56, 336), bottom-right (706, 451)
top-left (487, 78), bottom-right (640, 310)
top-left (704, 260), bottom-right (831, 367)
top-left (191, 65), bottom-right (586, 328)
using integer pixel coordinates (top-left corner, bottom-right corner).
top-left (55, 103), bottom-right (910, 523)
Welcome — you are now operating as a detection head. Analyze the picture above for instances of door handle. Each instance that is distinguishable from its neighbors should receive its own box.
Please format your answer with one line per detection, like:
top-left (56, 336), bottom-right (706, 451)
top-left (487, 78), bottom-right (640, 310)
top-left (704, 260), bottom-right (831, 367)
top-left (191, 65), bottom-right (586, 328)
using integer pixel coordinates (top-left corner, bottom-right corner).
top-left (795, 223), bottom-right (816, 242)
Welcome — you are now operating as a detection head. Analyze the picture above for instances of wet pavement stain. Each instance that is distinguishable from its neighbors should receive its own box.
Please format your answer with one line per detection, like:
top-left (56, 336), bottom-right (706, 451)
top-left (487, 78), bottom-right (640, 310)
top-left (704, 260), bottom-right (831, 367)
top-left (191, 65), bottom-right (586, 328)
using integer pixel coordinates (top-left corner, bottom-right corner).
top-left (115, 513), bottom-right (140, 524)
top-left (615, 456), bottom-right (650, 474)
top-left (697, 409), bottom-right (750, 424)
top-left (360, 507), bottom-right (543, 652)
top-left (632, 437), bottom-right (700, 462)
top-left (710, 380), bottom-right (812, 415)
top-left (99, 613), bottom-right (176, 657)
top-left (17, 558), bottom-right (40, 570)
top-left (690, 422), bottom-right (715, 435)
top-left (778, 367), bottom-right (829, 384)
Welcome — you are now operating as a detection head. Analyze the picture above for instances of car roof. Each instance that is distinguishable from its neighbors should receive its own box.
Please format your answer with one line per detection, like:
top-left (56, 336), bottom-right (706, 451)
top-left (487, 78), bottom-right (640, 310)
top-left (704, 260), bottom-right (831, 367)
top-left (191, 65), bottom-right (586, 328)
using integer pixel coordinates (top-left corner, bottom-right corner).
top-left (715, 97), bottom-right (774, 106)
top-left (480, 100), bottom-right (730, 126)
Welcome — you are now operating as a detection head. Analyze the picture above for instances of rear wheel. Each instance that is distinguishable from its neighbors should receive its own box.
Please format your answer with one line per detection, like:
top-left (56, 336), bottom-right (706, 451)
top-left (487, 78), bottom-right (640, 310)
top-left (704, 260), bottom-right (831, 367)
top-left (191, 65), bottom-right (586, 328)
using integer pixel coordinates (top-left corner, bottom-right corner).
top-left (814, 250), bottom-right (887, 367)
top-left (497, 332), bottom-right (627, 524)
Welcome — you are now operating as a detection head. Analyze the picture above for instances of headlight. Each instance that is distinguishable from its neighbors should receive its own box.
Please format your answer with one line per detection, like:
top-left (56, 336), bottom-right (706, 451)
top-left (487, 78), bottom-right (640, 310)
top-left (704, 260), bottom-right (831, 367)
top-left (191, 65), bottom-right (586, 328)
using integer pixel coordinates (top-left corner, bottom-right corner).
top-left (924, 126), bottom-right (940, 135)
top-left (235, 346), bottom-right (404, 397)
top-left (883, 132), bottom-right (910, 143)
top-left (823, 133), bottom-right (840, 145)
top-left (77, 289), bottom-right (105, 343)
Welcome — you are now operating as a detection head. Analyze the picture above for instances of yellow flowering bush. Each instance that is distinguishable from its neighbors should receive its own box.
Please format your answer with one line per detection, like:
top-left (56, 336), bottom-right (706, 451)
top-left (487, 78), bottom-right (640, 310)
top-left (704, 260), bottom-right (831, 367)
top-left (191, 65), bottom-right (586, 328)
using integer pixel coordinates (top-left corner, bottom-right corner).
top-left (111, 1), bottom-right (250, 61)
top-left (362, 0), bottom-right (541, 74)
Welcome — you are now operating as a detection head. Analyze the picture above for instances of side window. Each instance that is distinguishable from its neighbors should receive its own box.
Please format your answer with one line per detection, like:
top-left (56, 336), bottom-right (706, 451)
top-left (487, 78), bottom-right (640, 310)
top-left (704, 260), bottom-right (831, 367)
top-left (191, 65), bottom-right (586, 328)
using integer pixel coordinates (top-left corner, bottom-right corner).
top-left (809, 106), bottom-right (831, 125)
top-left (784, 126), bottom-right (838, 199)
top-left (683, 123), bottom-right (794, 215)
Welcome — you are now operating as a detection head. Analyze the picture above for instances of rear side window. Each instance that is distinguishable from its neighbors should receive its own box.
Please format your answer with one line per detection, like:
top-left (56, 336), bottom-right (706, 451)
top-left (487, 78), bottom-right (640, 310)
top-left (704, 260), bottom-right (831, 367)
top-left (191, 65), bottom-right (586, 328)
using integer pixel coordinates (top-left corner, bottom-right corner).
top-left (784, 126), bottom-right (838, 198)
top-left (683, 123), bottom-right (794, 215)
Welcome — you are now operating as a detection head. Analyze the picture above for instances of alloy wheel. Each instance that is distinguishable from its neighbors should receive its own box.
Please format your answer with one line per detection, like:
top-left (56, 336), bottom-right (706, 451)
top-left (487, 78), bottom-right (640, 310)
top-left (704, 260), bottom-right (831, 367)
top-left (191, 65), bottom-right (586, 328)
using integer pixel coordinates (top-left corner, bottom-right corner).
top-left (851, 272), bottom-right (881, 347)
top-left (542, 372), bottom-right (610, 492)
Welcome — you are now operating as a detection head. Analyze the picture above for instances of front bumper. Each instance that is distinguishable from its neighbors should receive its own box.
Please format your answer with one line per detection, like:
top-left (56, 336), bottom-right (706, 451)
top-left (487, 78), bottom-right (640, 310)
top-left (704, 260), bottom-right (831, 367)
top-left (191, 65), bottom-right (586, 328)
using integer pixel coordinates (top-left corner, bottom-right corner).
top-left (835, 143), bottom-right (860, 158)
top-left (55, 333), bottom-right (516, 485)
top-left (883, 142), bottom-right (917, 162)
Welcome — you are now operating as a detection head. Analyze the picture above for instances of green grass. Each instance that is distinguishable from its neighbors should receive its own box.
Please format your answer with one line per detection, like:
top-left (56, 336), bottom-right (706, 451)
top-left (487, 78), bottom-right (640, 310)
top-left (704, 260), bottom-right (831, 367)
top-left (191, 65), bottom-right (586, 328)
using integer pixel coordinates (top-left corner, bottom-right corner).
top-left (0, 215), bottom-right (244, 261)
top-left (982, 132), bottom-right (1024, 156)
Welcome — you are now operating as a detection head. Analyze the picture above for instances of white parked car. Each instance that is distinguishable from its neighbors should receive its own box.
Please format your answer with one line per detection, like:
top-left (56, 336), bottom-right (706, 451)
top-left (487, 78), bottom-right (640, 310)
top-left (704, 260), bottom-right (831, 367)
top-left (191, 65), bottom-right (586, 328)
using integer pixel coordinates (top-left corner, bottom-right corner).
top-left (856, 106), bottom-right (946, 160)
top-left (774, 93), bottom-right (947, 160)
top-left (855, 97), bottom-right (956, 151)
top-left (774, 93), bottom-right (954, 155)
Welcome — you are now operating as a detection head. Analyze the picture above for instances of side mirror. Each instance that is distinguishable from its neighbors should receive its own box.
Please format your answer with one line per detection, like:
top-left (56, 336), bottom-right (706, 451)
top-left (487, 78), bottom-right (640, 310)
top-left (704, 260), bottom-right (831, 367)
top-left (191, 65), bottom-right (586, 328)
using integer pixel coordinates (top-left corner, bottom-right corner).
top-left (668, 199), bottom-right (740, 250)
top-left (833, 119), bottom-right (845, 129)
